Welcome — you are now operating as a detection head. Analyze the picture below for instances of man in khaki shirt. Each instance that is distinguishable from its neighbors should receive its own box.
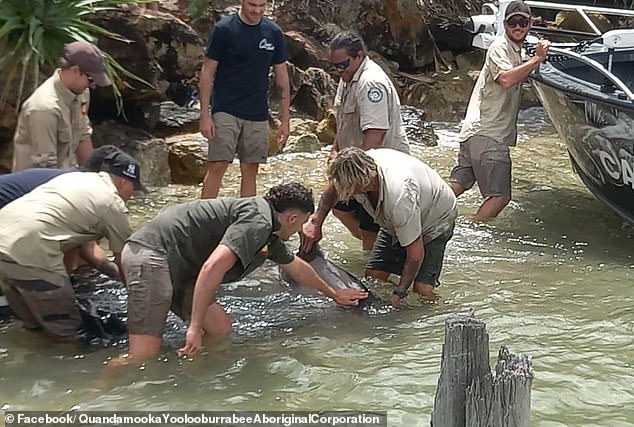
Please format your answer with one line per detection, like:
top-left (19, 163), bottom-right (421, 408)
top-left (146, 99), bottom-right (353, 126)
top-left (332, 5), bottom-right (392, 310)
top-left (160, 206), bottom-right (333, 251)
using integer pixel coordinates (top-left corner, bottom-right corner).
top-left (0, 151), bottom-right (145, 343)
top-left (12, 41), bottom-right (112, 172)
top-left (448, 1), bottom-right (550, 220)
top-left (328, 31), bottom-right (410, 250)
top-left (303, 148), bottom-right (457, 307)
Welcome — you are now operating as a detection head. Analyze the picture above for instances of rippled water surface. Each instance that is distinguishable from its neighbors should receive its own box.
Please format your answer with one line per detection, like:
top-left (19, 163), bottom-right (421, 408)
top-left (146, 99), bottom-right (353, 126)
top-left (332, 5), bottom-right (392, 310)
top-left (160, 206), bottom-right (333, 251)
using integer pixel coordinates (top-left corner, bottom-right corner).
top-left (1, 108), bottom-right (633, 426)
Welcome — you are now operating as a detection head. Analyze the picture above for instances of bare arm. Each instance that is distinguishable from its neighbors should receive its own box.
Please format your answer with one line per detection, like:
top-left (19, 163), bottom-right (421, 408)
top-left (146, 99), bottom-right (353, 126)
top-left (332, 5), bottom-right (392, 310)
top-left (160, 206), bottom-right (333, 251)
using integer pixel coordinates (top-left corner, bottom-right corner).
top-left (76, 241), bottom-right (121, 280)
top-left (75, 136), bottom-right (93, 166)
top-left (328, 137), bottom-right (340, 162)
top-left (273, 62), bottom-right (291, 147)
top-left (179, 244), bottom-right (237, 356)
top-left (281, 257), bottom-right (367, 305)
top-left (301, 182), bottom-right (340, 251)
top-left (199, 58), bottom-right (219, 139)
top-left (361, 128), bottom-right (387, 150)
top-left (497, 39), bottom-right (551, 89)
top-left (391, 237), bottom-right (425, 307)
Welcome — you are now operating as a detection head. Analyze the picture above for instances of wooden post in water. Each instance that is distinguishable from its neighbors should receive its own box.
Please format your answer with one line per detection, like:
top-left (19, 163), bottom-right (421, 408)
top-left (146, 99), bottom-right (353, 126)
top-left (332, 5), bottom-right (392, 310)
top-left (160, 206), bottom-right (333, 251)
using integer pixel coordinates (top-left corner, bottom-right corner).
top-left (431, 313), bottom-right (533, 427)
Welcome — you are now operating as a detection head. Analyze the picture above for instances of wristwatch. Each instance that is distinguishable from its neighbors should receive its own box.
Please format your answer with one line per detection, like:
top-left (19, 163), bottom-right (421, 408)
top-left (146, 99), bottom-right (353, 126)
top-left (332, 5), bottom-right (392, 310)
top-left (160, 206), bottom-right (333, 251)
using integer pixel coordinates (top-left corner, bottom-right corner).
top-left (392, 289), bottom-right (408, 299)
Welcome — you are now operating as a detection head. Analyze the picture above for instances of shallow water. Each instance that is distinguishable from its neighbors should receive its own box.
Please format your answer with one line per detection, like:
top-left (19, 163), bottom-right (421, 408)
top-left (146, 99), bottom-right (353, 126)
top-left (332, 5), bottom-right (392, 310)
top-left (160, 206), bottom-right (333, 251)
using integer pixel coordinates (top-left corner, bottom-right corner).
top-left (1, 107), bottom-right (633, 426)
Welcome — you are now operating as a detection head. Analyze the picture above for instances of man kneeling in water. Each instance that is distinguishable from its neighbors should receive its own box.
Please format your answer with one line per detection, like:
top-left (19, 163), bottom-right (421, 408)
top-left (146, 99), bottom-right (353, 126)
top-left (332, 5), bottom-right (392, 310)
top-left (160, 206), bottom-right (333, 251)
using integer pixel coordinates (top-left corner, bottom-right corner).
top-left (113, 183), bottom-right (367, 365)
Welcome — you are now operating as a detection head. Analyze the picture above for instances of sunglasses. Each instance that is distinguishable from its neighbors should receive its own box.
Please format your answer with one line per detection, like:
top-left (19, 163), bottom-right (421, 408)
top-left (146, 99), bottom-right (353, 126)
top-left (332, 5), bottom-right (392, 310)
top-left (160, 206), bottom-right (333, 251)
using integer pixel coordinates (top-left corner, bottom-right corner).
top-left (506, 18), bottom-right (530, 28)
top-left (332, 58), bottom-right (351, 70)
top-left (82, 72), bottom-right (95, 85)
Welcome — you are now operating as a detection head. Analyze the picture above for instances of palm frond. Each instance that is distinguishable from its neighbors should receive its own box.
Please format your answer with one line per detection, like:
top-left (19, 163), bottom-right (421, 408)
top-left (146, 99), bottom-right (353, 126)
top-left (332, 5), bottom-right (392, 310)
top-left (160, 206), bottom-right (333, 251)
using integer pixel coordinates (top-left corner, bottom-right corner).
top-left (0, 0), bottom-right (143, 112)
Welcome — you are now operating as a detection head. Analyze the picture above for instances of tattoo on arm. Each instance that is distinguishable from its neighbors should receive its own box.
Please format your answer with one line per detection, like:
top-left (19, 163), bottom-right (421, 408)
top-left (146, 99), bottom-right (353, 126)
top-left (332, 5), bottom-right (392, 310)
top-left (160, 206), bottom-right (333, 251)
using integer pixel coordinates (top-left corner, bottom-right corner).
top-left (315, 185), bottom-right (338, 221)
top-left (396, 257), bottom-right (422, 294)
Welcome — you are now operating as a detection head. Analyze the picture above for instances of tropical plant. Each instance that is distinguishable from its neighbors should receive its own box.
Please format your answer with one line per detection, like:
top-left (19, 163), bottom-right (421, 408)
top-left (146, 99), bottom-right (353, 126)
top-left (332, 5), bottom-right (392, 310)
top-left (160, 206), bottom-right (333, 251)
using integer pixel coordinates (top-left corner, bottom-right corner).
top-left (0, 0), bottom-right (149, 112)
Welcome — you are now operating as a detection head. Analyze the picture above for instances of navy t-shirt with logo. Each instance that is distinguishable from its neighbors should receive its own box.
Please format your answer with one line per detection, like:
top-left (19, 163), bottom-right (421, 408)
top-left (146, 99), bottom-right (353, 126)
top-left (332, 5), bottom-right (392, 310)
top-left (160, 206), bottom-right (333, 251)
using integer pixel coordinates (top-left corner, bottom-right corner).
top-left (205, 13), bottom-right (288, 121)
top-left (0, 168), bottom-right (71, 208)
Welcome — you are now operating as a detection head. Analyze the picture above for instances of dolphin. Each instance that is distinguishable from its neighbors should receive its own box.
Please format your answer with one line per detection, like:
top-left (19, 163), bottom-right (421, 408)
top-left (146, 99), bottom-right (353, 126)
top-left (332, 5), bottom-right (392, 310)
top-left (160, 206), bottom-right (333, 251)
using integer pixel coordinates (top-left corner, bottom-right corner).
top-left (282, 245), bottom-right (382, 311)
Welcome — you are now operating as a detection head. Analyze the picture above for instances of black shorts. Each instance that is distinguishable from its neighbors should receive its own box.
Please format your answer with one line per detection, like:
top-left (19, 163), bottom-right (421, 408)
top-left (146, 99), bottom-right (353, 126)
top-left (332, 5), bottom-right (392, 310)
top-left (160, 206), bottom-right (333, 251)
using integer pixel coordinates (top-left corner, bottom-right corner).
top-left (365, 228), bottom-right (454, 287)
top-left (333, 199), bottom-right (380, 233)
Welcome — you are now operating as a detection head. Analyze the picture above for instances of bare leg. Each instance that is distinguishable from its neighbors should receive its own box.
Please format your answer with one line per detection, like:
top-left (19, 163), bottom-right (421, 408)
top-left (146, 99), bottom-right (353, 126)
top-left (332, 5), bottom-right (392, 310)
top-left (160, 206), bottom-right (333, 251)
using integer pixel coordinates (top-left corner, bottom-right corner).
top-left (110, 334), bottom-right (162, 367)
top-left (448, 181), bottom-right (466, 197)
top-left (360, 230), bottom-right (377, 251)
top-left (239, 163), bottom-right (259, 198)
top-left (202, 161), bottom-right (230, 199)
top-left (364, 269), bottom-right (390, 282)
top-left (332, 209), bottom-right (362, 240)
top-left (413, 281), bottom-right (439, 302)
top-left (201, 302), bottom-right (232, 336)
top-left (474, 195), bottom-right (511, 222)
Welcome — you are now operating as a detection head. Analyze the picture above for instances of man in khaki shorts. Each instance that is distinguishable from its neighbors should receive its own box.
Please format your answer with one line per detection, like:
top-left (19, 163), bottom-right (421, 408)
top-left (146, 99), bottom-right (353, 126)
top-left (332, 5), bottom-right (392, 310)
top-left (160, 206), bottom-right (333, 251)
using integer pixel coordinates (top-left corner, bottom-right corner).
top-left (0, 151), bottom-right (144, 343)
top-left (12, 41), bottom-right (112, 172)
top-left (113, 183), bottom-right (367, 365)
top-left (448, 1), bottom-right (550, 220)
top-left (198, 0), bottom-right (290, 199)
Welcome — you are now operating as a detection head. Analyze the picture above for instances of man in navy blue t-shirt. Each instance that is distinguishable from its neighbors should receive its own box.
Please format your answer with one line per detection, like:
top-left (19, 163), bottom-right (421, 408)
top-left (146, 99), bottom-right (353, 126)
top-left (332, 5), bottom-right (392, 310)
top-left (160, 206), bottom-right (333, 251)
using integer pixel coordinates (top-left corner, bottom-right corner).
top-left (198, 0), bottom-right (290, 199)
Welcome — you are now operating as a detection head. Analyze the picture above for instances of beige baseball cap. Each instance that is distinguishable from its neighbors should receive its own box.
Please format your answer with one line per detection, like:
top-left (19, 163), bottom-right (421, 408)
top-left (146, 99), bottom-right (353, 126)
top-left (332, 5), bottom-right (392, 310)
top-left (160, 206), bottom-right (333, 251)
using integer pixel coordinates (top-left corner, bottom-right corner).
top-left (63, 41), bottom-right (112, 87)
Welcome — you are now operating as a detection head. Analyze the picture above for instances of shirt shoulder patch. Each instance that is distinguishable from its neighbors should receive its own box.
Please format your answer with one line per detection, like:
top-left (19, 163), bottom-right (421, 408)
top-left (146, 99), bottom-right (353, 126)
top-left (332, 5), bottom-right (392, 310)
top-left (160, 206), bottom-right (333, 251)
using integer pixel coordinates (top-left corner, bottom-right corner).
top-left (367, 87), bottom-right (384, 103)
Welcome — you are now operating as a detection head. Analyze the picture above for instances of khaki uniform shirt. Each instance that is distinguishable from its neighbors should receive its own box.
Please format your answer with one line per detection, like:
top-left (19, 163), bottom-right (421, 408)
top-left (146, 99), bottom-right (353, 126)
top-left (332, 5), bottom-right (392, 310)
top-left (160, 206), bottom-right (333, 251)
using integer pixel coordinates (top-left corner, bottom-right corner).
top-left (12, 70), bottom-right (92, 171)
top-left (459, 35), bottom-right (523, 146)
top-left (335, 58), bottom-right (410, 154)
top-left (0, 172), bottom-right (130, 276)
top-left (354, 149), bottom-right (457, 245)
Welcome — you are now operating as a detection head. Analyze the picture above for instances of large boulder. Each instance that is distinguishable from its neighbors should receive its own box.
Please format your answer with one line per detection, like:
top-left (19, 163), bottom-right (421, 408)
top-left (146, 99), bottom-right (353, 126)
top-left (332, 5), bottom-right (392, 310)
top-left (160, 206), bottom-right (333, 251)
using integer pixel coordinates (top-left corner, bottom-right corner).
top-left (87, 8), bottom-right (205, 124)
top-left (165, 134), bottom-right (208, 184)
top-left (287, 64), bottom-right (337, 121)
top-left (92, 123), bottom-right (171, 187)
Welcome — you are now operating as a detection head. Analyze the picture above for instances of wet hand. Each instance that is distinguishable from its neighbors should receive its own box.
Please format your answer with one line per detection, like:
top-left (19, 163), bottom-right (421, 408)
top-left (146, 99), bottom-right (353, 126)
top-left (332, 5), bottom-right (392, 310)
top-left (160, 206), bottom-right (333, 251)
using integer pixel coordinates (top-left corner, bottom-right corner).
top-left (199, 114), bottom-right (216, 140)
top-left (178, 327), bottom-right (203, 357)
top-left (334, 288), bottom-right (368, 306)
top-left (390, 293), bottom-right (402, 308)
top-left (301, 218), bottom-right (322, 252)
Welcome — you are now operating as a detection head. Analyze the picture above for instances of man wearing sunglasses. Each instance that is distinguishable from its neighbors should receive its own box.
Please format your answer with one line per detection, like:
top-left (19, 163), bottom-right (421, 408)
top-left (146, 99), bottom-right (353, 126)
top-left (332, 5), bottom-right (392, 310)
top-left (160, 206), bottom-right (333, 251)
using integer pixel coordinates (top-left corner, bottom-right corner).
top-left (448, 0), bottom-right (550, 221)
top-left (12, 41), bottom-right (111, 172)
top-left (321, 31), bottom-right (409, 251)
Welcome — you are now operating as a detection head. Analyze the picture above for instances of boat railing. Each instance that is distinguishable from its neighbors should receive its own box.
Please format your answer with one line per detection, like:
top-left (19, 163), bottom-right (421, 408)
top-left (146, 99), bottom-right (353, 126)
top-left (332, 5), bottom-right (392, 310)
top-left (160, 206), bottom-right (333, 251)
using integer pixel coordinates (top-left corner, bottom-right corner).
top-left (536, 46), bottom-right (634, 101)
top-left (526, 1), bottom-right (634, 36)
top-left (469, 1), bottom-right (634, 45)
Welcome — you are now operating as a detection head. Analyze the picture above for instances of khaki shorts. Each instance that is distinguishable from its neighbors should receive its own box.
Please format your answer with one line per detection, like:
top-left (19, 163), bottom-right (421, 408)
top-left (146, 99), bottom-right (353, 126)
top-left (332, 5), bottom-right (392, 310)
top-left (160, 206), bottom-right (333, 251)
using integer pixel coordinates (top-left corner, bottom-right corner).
top-left (208, 112), bottom-right (269, 163)
top-left (449, 135), bottom-right (512, 198)
top-left (122, 242), bottom-right (175, 337)
top-left (0, 257), bottom-right (81, 342)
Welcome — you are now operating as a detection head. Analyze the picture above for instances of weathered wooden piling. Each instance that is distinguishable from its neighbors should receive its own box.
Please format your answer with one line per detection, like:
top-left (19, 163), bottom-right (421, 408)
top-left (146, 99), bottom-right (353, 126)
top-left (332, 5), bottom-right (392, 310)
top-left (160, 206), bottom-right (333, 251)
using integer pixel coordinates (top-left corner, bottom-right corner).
top-left (431, 313), bottom-right (533, 427)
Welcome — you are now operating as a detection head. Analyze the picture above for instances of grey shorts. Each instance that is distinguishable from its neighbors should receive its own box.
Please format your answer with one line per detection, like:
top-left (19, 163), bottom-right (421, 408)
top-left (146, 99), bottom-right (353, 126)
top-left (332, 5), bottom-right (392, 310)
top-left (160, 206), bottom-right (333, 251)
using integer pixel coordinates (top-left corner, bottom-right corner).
top-left (365, 228), bottom-right (454, 287)
top-left (122, 243), bottom-right (177, 337)
top-left (449, 135), bottom-right (512, 198)
top-left (208, 112), bottom-right (269, 164)
top-left (0, 257), bottom-right (81, 342)
top-left (122, 243), bottom-right (208, 337)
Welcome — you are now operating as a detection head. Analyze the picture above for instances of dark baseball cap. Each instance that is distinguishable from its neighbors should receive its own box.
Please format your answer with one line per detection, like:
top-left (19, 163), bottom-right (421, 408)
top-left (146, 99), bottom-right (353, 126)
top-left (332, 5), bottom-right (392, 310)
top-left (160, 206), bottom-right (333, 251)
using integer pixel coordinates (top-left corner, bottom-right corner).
top-left (80, 145), bottom-right (123, 172)
top-left (103, 151), bottom-right (147, 193)
top-left (505, 1), bottom-right (531, 21)
top-left (63, 41), bottom-right (112, 87)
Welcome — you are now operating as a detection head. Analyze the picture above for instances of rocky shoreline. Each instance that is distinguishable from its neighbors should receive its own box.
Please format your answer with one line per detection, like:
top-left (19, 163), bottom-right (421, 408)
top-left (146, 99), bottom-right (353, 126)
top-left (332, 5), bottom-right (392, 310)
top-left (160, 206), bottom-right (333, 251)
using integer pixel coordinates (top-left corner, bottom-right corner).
top-left (0, 0), bottom-right (540, 184)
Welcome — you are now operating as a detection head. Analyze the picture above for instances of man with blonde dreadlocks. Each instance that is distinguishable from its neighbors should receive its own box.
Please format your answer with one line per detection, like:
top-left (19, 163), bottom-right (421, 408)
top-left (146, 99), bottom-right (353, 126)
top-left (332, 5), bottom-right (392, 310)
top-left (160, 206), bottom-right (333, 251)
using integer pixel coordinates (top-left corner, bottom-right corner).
top-left (302, 148), bottom-right (457, 306)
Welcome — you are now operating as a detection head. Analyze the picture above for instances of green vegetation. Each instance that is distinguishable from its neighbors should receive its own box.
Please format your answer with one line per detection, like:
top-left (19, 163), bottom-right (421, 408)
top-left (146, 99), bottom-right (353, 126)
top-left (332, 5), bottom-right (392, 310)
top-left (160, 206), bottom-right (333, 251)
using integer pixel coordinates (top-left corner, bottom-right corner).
top-left (0, 0), bottom-right (146, 112)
